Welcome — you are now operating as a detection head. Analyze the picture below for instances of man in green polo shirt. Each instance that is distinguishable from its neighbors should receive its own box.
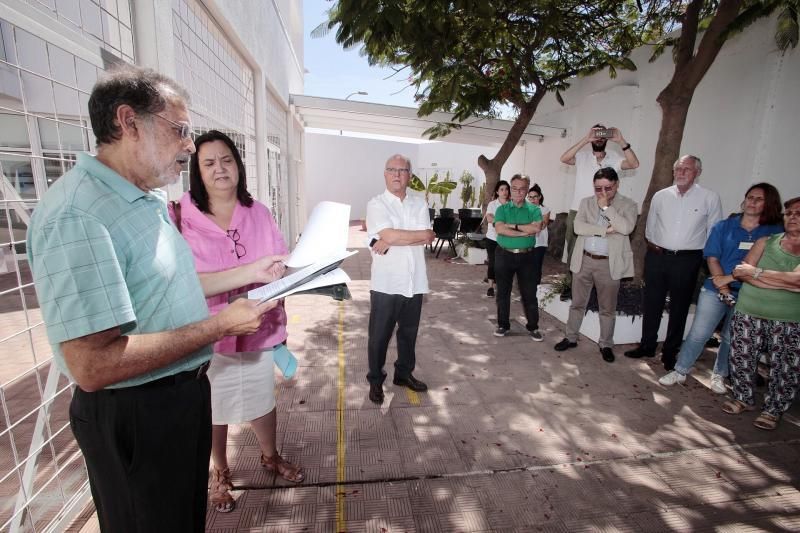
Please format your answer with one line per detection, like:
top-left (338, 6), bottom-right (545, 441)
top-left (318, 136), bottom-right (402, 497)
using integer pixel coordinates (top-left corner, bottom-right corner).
top-left (493, 174), bottom-right (543, 340)
top-left (26, 66), bottom-right (278, 532)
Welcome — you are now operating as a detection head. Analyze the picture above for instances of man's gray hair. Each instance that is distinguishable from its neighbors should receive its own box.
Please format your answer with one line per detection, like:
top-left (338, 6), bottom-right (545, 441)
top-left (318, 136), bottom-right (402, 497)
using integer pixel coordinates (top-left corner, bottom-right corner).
top-left (89, 65), bottom-right (190, 146)
top-left (674, 154), bottom-right (702, 173)
top-left (510, 173), bottom-right (530, 187)
top-left (386, 154), bottom-right (412, 173)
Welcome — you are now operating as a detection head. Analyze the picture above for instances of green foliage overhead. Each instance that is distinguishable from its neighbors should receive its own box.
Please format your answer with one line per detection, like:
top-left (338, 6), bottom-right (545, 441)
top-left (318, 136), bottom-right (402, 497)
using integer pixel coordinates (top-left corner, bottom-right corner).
top-left (640, 0), bottom-right (798, 64)
top-left (320, 0), bottom-right (645, 140)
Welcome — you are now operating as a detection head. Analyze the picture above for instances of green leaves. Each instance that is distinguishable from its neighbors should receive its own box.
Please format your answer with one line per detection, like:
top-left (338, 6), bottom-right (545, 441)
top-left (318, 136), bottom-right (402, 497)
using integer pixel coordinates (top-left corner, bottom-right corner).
top-left (775, 3), bottom-right (799, 50)
top-left (321, 0), bottom-right (646, 140)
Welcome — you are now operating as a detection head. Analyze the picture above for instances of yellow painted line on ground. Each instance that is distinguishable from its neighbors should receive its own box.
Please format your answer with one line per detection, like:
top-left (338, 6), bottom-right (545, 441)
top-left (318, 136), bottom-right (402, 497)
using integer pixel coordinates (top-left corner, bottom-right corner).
top-left (335, 301), bottom-right (346, 532)
top-left (405, 388), bottom-right (421, 405)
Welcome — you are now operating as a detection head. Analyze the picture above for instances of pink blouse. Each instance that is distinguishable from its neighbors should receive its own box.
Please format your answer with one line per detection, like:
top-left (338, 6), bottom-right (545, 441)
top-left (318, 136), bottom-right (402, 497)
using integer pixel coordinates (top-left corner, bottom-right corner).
top-left (170, 192), bottom-right (288, 354)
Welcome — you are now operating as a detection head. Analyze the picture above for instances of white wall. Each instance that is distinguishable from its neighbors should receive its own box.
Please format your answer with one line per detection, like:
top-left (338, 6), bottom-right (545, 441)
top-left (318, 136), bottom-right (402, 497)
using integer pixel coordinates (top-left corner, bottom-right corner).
top-left (304, 133), bottom-right (528, 220)
top-left (521, 15), bottom-right (799, 215)
top-left (207, 0), bottom-right (304, 99)
top-left (304, 134), bottom-right (421, 220)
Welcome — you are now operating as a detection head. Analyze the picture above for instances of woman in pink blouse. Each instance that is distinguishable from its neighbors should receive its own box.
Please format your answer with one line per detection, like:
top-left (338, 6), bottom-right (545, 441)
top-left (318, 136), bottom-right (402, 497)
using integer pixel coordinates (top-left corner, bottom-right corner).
top-left (170, 130), bottom-right (304, 513)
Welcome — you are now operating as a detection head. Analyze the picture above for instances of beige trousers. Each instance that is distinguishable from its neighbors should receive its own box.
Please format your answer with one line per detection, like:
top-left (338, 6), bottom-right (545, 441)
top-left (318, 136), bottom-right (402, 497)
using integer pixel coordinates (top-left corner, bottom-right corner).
top-left (566, 255), bottom-right (620, 349)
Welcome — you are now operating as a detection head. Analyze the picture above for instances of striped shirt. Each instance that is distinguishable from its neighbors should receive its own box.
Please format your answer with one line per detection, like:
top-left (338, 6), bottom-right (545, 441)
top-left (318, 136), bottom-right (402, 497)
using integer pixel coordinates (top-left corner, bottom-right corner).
top-left (26, 153), bottom-right (211, 388)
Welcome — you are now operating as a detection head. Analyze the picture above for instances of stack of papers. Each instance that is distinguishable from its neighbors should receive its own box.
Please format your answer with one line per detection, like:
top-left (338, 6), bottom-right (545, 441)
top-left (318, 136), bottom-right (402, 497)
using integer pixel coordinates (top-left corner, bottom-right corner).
top-left (247, 201), bottom-right (355, 302)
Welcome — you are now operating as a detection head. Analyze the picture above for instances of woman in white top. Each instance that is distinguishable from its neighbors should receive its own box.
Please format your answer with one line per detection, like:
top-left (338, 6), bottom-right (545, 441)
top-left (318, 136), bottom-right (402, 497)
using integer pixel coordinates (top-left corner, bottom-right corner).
top-left (484, 180), bottom-right (510, 297)
top-left (528, 184), bottom-right (550, 287)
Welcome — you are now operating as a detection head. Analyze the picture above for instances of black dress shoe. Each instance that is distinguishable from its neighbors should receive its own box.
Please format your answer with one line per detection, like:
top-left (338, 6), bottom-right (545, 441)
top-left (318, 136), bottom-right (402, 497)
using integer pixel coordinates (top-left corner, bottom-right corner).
top-left (624, 346), bottom-right (656, 358)
top-left (554, 338), bottom-right (577, 351)
top-left (369, 383), bottom-right (384, 404)
top-left (600, 347), bottom-right (615, 363)
top-left (393, 374), bottom-right (428, 392)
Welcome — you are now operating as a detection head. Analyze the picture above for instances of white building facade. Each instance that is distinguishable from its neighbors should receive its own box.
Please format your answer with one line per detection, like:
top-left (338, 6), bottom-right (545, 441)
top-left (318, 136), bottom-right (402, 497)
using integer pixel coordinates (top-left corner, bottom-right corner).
top-left (0, 0), bottom-right (303, 529)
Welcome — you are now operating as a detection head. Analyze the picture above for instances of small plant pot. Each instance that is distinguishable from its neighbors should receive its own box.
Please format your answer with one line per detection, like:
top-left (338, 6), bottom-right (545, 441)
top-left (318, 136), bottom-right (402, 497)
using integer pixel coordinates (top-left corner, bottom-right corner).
top-left (439, 208), bottom-right (454, 218)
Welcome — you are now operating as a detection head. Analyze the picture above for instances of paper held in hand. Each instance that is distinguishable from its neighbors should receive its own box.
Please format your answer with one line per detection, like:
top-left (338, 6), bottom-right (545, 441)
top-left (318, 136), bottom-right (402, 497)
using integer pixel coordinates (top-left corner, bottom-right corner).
top-left (248, 201), bottom-right (355, 302)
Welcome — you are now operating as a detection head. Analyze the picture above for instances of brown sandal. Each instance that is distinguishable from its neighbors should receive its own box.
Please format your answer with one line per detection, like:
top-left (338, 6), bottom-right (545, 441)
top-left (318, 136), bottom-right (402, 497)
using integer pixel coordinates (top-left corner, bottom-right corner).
top-left (753, 412), bottom-right (780, 431)
top-left (209, 467), bottom-right (235, 513)
top-left (722, 399), bottom-right (754, 415)
top-left (261, 453), bottom-right (305, 483)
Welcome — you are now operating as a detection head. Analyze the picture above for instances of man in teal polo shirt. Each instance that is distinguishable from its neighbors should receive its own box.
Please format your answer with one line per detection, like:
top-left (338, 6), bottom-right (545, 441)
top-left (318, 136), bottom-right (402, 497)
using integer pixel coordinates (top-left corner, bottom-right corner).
top-left (493, 174), bottom-right (543, 340)
top-left (26, 66), bottom-right (277, 532)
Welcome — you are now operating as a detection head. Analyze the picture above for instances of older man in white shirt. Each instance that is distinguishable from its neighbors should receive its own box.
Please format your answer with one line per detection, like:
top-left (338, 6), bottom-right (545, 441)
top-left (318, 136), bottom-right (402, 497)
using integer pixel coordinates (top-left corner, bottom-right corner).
top-left (365, 154), bottom-right (435, 404)
top-left (625, 154), bottom-right (723, 370)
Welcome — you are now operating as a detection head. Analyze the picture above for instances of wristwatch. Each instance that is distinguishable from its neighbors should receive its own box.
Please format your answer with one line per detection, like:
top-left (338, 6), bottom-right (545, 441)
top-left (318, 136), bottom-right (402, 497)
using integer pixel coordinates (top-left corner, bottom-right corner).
top-left (753, 267), bottom-right (764, 279)
top-left (622, 143), bottom-right (631, 151)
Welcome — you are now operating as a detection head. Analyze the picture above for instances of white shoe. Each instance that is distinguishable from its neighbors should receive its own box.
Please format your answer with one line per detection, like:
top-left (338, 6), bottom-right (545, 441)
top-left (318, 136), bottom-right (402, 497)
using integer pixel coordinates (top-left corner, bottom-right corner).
top-left (710, 373), bottom-right (727, 394)
top-left (659, 370), bottom-right (687, 386)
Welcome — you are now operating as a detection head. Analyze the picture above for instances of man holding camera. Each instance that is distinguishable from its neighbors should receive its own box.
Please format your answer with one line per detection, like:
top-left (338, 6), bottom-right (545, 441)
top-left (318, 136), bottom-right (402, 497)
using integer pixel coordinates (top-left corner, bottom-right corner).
top-left (559, 125), bottom-right (639, 296)
top-left (365, 154), bottom-right (435, 404)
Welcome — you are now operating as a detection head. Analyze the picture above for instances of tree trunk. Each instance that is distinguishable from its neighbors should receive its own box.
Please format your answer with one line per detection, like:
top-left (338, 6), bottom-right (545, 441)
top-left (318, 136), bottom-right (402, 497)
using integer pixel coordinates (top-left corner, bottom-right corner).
top-left (478, 94), bottom-right (543, 209)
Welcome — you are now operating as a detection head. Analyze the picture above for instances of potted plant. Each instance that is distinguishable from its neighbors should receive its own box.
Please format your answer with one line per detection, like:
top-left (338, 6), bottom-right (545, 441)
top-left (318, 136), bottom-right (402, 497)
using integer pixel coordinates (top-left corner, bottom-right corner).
top-left (437, 171), bottom-right (456, 218)
top-left (409, 172), bottom-right (456, 218)
top-left (459, 170), bottom-right (475, 210)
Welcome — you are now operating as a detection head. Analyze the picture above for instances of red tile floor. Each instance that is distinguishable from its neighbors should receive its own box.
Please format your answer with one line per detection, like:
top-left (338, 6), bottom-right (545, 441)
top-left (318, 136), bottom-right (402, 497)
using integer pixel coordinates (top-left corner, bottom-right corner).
top-left (69, 223), bottom-right (800, 531)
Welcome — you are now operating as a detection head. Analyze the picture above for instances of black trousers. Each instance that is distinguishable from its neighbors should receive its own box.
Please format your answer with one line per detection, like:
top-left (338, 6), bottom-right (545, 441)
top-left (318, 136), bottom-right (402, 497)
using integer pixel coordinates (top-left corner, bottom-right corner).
top-left (495, 247), bottom-right (540, 331)
top-left (640, 249), bottom-right (704, 357)
top-left (367, 291), bottom-right (423, 385)
top-left (485, 238), bottom-right (498, 281)
top-left (532, 247), bottom-right (547, 286)
top-left (70, 372), bottom-right (212, 533)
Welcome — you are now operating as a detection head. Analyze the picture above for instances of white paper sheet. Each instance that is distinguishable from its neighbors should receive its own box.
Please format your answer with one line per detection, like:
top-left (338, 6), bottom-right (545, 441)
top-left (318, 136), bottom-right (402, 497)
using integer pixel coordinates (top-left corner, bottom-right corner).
top-left (285, 201), bottom-right (351, 268)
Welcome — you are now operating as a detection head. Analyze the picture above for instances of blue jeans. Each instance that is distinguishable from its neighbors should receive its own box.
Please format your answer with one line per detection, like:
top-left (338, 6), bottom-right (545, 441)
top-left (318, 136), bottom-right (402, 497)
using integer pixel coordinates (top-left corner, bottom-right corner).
top-left (674, 287), bottom-right (733, 377)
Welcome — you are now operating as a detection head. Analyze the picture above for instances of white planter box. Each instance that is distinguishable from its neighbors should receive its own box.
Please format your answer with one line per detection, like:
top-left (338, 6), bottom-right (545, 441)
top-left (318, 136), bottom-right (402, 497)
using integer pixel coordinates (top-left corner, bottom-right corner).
top-left (538, 284), bottom-right (694, 344)
top-left (455, 244), bottom-right (487, 265)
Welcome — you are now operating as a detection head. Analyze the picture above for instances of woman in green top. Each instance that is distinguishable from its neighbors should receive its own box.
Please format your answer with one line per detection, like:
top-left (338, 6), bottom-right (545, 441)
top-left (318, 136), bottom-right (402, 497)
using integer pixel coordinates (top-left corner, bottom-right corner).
top-left (723, 196), bottom-right (800, 430)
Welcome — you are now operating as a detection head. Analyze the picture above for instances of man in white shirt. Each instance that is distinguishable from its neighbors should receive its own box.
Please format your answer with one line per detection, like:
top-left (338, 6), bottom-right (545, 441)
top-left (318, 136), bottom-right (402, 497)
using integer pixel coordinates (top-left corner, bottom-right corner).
top-left (365, 154), bottom-right (435, 404)
top-left (560, 125), bottom-right (640, 296)
top-left (625, 154), bottom-right (723, 370)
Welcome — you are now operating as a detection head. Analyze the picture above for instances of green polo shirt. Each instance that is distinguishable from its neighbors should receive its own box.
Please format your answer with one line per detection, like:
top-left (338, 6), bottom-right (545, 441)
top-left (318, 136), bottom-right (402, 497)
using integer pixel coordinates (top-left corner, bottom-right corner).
top-left (26, 153), bottom-right (212, 388)
top-left (494, 201), bottom-right (542, 249)
top-left (737, 233), bottom-right (800, 322)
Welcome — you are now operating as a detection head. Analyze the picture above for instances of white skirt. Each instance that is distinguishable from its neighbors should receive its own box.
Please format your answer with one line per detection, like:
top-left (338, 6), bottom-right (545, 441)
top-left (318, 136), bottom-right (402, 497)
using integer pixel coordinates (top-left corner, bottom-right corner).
top-left (207, 350), bottom-right (276, 425)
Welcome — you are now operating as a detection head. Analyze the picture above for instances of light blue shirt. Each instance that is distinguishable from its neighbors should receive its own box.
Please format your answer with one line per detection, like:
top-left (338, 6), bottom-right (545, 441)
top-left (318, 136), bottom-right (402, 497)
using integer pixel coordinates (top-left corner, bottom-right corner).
top-left (583, 211), bottom-right (610, 256)
top-left (26, 153), bottom-right (212, 388)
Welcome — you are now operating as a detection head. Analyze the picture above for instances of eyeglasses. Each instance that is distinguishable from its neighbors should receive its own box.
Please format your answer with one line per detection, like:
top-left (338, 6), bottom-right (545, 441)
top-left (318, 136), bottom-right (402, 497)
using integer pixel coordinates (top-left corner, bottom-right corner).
top-left (146, 112), bottom-right (193, 139)
top-left (227, 229), bottom-right (246, 259)
top-left (510, 187), bottom-right (527, 193)
top-left (594, 186), bottom-right (615, 192)
top-left (385, 167), bottom-right (410, 175)
top-left (528, 194), bottom-right (541, 199)
top-left (784, 210), bottom-right (800, 218)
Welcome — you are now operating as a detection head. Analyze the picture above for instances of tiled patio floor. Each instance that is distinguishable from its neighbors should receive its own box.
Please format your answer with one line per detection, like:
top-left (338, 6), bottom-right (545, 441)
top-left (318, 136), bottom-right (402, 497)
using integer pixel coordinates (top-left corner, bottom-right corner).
top-left (73, 223), bottom-right (800, 532)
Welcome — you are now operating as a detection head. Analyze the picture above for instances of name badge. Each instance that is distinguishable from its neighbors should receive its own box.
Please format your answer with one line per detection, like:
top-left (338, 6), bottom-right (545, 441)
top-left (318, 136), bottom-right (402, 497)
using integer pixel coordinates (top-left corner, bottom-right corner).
top-left (739, 241), bottom-right (753, 250)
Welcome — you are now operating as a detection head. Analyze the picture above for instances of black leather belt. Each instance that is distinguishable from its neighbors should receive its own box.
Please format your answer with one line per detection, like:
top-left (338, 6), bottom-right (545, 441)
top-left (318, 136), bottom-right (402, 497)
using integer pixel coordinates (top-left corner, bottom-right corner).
top-left (501, 247), bottom-right (533, 254)
top-left (583, 251), bottom-right (608, 260)
top-left (647, 243), bottom-right (702, 256)
top-left (137, 361), bottom-right (210, 389)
